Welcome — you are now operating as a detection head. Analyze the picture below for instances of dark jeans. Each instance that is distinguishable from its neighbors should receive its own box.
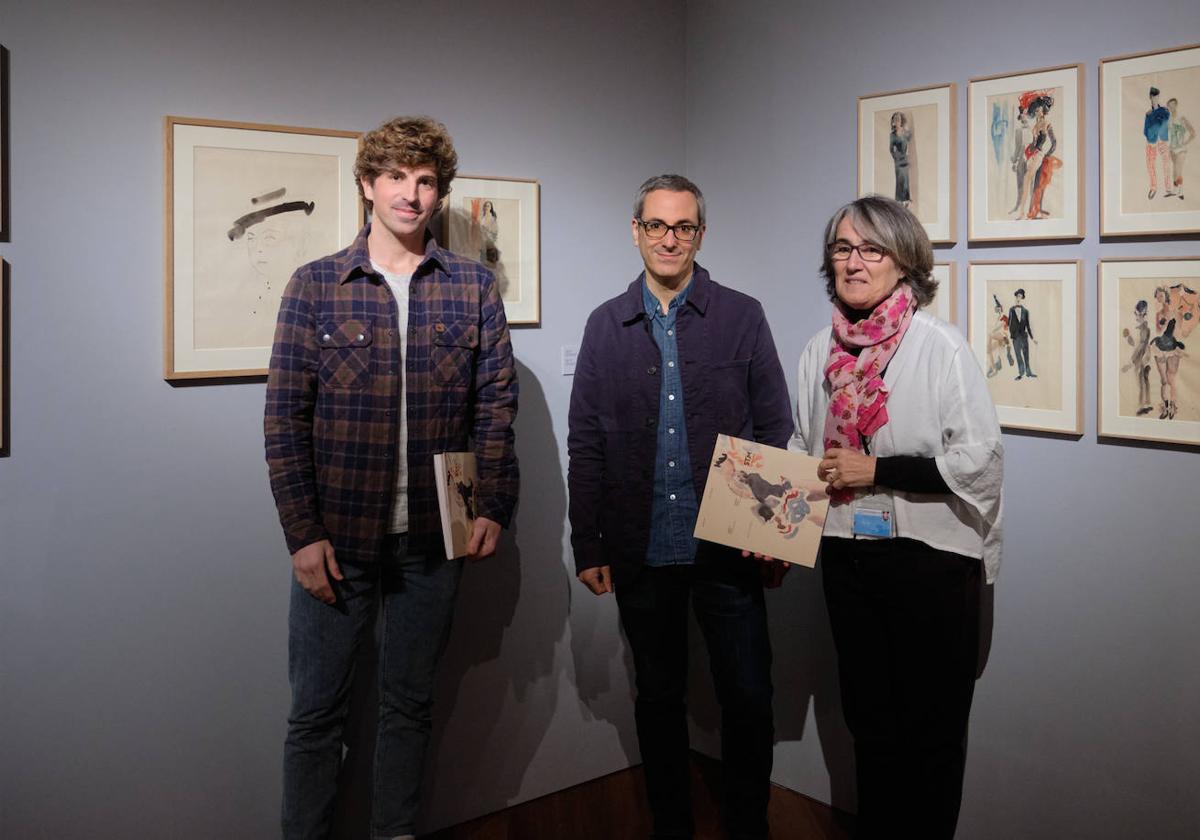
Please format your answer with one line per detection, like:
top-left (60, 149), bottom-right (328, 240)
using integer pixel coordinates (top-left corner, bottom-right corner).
top-left (820, 537), bottom-right (981, 840)
top-left (616, 550), bottom-right (774, 839)
top-left (282, 534), bottom-right (463, 840)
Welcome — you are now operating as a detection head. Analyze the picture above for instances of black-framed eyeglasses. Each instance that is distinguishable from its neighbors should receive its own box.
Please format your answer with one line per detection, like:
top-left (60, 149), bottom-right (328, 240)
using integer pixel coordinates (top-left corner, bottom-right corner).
top-left (638, 219), bottom-right (701, 242)
top-left (828, 242), bottom-right (887, 262)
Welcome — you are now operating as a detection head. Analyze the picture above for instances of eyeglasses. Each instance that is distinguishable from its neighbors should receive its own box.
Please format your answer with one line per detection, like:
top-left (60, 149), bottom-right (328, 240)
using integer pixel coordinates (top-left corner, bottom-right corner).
top-left (638, 219), bottom-right (701, 242)
top-left (828, 242), bottom-right (887, 262)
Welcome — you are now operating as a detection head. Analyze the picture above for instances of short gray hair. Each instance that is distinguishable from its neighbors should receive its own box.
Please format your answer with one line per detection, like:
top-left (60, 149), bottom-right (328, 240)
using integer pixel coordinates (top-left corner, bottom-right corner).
top-left (819, 195), bottom-right (936, 307)
top-left (633, 174), bottom-right (706, 226)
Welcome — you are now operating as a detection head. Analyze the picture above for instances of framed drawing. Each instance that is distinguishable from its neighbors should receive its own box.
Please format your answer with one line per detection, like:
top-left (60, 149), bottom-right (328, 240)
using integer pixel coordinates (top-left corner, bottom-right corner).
top-left (968, 261), bottom-right (1082, 434)
top-left (1098, 258), bottom-right (1200, 445)
top-left (2, 45), bottom-right (10, 242)
top-left (443, 175), bottom-right (540, 326)
top-left (1100, 44), bottom-right (1200, 236)
top-left (165, 117), bottom-right (362, 380)
top-left (858, 83), bottom-right (956, 243)
top-left (1, 259), bottom-right (9, 457)
top-left (968, 63), bottom-right (1084, 241)
top-left (929, 262), bottom-right (957, 324)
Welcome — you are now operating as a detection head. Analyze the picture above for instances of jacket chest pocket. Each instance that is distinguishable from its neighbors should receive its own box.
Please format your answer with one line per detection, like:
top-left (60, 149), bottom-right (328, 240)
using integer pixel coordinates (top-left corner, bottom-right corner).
top-left (317, 319), bottom-right (373, 391)
top-left (432, 320), bottom-right (479, 386)
top-left (710, 358), bottom-right (751, 428)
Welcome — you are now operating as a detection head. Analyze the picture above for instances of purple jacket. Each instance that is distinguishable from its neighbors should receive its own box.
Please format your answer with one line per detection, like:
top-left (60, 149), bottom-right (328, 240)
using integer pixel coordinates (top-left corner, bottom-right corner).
top-left (567, 265), bottom-right (794, 584)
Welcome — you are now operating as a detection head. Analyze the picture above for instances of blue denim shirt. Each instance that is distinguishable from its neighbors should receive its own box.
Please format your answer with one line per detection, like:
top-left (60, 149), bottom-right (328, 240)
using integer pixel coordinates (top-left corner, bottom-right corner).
top-left (642, 280), bottom-right (700, 566)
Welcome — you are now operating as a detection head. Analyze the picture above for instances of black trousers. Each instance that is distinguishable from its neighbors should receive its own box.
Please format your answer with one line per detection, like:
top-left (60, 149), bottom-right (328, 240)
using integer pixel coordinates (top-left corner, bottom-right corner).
top-left (616, 551), bottom-right (774, 839)
top-left (821, 537), bottom-right (981, 840)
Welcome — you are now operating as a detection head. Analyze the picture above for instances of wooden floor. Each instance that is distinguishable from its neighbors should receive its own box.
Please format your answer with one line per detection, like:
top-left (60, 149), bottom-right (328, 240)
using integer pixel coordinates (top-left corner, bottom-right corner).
top-left (428, 752), bottom-right (853, 839)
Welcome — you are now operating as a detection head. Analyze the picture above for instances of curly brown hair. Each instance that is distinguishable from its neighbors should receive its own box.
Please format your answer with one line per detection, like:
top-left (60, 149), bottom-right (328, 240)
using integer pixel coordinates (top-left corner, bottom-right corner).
top-left (354, 116), bottom-right (459, 211)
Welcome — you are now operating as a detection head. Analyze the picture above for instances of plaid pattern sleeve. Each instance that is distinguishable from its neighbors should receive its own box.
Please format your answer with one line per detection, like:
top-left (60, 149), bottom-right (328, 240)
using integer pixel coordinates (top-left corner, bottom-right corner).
top-left (264, 267), bottom-right (329, 556)
top-left (470, 266), bottom-right (519, 526)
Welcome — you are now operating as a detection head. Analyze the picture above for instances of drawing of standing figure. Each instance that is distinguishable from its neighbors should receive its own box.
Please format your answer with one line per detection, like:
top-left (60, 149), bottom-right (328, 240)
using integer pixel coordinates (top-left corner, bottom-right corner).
top-left (1151, 285), bottom-right (1189, 419)
top-left (478, 199), bottom-right (499, 265)
top-left (1008, 288), bottom-right (1037, 380)
top-left (1020, 92), bottom-right (1060, 219)
top-left (1166, 97), bottom-right (1196, 200)
top-left (1122, 299), bottom-right (1154, 415)
top-left (1009, 108), bottom-right (1031, 216)
top-left (889, 112), bottom-right (913, 207)
top-left (1145, 87), bottom-right (1172, 199)
top-left (986, 294), bottom-right (1014, 378)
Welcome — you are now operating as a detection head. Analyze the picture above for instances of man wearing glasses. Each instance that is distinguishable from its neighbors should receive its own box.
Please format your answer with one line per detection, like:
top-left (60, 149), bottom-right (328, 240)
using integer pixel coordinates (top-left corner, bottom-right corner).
top-left (568, 174), bottom-right (793, 839)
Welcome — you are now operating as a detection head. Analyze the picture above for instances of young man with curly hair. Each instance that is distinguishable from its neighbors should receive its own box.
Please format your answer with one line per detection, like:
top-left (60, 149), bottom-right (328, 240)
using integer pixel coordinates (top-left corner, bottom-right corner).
top-left (265, 116), bottom-right (519, 840)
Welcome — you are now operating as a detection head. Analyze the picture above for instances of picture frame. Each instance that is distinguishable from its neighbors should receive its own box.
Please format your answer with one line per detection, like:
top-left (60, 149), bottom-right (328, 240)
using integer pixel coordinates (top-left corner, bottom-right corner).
top-left (1098, 257), bottom-right (1200, 446)
top-left (968, 261), bottom-right (1083, 434)
top-left (1, 45), bottom-right (10, 242)
top-left (930, 262), bottom-right (957, 324)
top-left (1100, 44), bottom-right (1200, 236)
top-left (165, 116), bottom-right (362, 380)
top-left (1, 259), bottom-right (9, 457)
top-left (968, 63), bottom-right (1084, 241)
top-left (858, 83), bottom-right (956, 243)
top-left (443, 175), bottom-right (541, 326)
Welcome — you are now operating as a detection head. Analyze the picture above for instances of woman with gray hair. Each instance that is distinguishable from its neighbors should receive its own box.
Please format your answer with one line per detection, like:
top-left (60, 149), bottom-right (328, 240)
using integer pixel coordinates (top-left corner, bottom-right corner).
top-left (789, 196), bottom-right (1003, 838)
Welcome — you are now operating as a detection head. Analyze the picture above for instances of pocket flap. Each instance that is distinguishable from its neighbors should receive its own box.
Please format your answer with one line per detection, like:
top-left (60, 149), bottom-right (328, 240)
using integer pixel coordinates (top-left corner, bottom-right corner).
top-left (318, 320), bottom-right (373, 348)
top-left (433, 320), bottom-right (479, 349)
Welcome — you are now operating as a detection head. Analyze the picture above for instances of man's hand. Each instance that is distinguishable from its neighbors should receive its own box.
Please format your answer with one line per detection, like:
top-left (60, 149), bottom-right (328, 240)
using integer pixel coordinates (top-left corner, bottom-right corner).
top-left (465, 517), bottom-right (502, 562)
top-left (578, 565), bottom-right (614, 595)
top-left (820, 448), bottom-right (877, 492)
top-left (742, 550), bottom-right (790, 588)
top-left (292, 539), bottom-right (342, 604)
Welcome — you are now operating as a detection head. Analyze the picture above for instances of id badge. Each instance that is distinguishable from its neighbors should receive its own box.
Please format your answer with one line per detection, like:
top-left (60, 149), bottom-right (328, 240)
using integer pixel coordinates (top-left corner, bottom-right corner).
top-left (851, 491), bottom-right (895, 539)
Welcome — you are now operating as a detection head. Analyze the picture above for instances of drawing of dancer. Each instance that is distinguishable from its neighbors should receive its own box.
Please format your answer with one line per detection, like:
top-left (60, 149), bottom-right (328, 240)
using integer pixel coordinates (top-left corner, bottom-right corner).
top-left (1020, 92), bottom-right (1060, 219)
top-left (986, 294), bottom-right (1013, 378)
top-left (1010, 108), bottom-right (1031, 217)
top-left (1166, 97), bottom-right (1196, 200)
top-left (1122, 299), bottom-right (1153, 415)
top-left (1151, 286), bottom-right (1187, 419)
top-left (1145, 87), bottom-right (1172, 199)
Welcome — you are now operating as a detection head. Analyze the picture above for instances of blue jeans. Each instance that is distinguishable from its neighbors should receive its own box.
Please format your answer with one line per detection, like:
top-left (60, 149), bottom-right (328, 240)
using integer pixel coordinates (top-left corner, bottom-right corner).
top-left (616, 548), bottom-right (774, 839)
top-left (282, 534), bottom-right (463, 840)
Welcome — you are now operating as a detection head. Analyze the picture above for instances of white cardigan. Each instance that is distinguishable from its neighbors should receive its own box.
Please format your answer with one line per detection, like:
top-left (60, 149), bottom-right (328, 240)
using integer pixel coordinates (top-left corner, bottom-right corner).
top-left (790, 311), bottom-right (1005, 582)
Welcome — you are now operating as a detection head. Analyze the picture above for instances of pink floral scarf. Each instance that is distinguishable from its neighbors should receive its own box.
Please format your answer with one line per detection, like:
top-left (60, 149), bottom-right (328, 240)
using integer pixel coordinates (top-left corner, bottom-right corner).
top-left (822, 283), bottom-right (917, 503)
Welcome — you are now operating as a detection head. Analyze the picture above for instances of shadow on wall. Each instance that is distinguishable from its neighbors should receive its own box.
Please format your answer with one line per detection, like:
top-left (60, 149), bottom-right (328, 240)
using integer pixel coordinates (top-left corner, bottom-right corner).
top-left (688, 563), bottom-right (857, 812)
top-left (322, 360), bottom-right (573, 837)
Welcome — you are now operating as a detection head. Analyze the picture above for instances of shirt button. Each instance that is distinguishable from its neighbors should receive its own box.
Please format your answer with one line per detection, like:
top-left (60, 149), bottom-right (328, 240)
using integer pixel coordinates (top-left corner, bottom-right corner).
top-left (668, 394), bottom-right (675, 401)
top-left (668, 427), bottom-right (676, 435)
top-left (668, 361), bottom-right (675, 368)
top-left (322, 333), bottom-right (331, 342)
top-left (667, 329), bottom-right (674, 336)
top-left (668, 460), bottom-right (676, 468)
top-left (356, 334), bottom-right (365, 342)
top-left (647, 365), bottom-right (657, 375)
top-left (669, 494), bottom-right (677, 501)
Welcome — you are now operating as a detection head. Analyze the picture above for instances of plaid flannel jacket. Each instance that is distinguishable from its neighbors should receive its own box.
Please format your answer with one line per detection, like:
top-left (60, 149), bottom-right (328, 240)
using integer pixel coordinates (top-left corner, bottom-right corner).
top-left (265, 224), bottom-right (519, 564)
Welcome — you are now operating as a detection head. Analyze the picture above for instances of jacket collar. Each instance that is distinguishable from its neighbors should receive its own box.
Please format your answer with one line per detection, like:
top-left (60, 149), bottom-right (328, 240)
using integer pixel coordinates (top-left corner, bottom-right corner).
top-left (337, 223), bottom-right (449, 284)
top-left (618, 263), bottom-right (712, 324)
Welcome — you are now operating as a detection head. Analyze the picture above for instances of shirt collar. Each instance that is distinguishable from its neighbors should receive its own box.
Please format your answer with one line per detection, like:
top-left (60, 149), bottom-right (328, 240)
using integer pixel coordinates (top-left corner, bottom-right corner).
top-left (337, 223), bottom-right (449, 284)
top-left (621, 263), bottom-right (711, 323)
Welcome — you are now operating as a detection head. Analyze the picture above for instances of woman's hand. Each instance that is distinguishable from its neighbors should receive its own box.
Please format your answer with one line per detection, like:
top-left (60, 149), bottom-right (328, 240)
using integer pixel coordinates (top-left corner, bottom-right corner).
top-left (819, 448), bottom-right (877, 491)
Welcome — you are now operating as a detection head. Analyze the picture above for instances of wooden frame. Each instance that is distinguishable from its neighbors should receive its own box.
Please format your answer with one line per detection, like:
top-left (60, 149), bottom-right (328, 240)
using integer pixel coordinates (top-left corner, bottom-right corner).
top-left (165, 116), bottom-right (362, 380)
top-left (1098, 257), bottom-right (1200, 445)
top-left (1, 45), bottom-right (10, 242)
top-left (858, 83), bottom-right (956, 243)
top-left (930, 262), bottom-right (957, 324)
top-left (443, 175), bottom-right (541, 326)
top-left (1100, 44), bottom-right (1200, 237)
top-left (1, 259), bottom-right (9, 457)
top-left (968, 63), bottom-right (1084, 241)
top-left (968, 261), bottom-right (1083, 434)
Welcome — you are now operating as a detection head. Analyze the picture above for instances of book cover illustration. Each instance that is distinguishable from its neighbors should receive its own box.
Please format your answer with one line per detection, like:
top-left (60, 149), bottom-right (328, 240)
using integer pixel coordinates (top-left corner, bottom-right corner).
top-left (694, 434), bottom-right (828, 567)
top-left (433, 451), bottom-right (477, 560)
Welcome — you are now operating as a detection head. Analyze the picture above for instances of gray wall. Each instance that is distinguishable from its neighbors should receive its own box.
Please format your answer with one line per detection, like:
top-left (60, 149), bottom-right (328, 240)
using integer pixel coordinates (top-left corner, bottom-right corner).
top-left (3, 1), bottom-right (1198, 838)
top-left (684, 1), bottom-right (1200, 838)
top-left (0, 1), bottom-right (683, 836)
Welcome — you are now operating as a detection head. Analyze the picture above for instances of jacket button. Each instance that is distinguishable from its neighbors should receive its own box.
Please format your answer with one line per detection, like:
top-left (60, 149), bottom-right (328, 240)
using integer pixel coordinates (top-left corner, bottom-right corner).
top-left (647, 365), bottom-right (658, 375)
top-left (645, 417), bottom-right (656, 427)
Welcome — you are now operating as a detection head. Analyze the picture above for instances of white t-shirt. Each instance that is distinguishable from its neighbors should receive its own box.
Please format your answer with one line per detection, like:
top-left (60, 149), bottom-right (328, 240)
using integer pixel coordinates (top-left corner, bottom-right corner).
top-left (790, 311), bottom-right (1006, 582)
top-left (373, 262), bottom-right (411, 534)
